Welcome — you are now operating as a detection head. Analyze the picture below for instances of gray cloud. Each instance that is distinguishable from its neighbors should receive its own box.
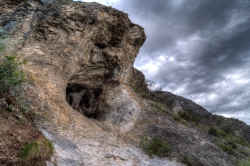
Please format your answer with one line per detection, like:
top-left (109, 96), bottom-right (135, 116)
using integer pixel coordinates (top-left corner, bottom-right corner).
top-left (113, 0), bottom-right (250, 124)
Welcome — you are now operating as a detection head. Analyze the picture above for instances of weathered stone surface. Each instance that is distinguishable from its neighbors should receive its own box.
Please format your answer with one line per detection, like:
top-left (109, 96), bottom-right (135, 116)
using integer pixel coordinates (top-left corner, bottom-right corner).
top-left (1, 0), bottom-right (248, 166)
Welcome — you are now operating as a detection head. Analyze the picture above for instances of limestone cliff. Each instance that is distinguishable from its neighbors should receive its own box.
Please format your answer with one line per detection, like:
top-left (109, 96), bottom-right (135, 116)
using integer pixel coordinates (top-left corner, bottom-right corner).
top-left (1, 0), bottom-right (249, 166)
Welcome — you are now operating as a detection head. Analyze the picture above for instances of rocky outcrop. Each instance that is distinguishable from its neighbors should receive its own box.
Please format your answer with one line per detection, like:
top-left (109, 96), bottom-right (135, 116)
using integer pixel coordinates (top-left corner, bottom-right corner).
top-left (153, 91), bottom-right (250, 142)
top-left (1, 0), bottom-right (249, 166)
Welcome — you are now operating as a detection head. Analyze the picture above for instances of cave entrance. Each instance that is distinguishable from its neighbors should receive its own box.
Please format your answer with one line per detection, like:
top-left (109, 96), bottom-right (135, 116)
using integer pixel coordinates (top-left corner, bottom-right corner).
top-left (66, 84), bottom-right (102, 119)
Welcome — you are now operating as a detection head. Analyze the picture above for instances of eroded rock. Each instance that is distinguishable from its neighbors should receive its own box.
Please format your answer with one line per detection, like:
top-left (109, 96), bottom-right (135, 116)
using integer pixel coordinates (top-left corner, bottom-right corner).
top-left (1, 0), bottom-right (247, 166)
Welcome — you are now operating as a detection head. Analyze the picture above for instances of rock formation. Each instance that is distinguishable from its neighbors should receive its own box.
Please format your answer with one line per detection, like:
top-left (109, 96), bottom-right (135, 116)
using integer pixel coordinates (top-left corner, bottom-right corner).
top-left (1, 0), bottom-right (249, 166)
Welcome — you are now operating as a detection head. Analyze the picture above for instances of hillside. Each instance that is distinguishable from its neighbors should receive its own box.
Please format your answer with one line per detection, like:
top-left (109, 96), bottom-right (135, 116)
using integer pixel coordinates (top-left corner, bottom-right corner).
top-left (0, 0), bottom-right (250, 165)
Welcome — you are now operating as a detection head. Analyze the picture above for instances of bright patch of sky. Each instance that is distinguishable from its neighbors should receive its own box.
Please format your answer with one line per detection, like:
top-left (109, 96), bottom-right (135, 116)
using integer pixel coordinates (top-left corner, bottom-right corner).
top-left (79, 0), bottom-right (119, 6)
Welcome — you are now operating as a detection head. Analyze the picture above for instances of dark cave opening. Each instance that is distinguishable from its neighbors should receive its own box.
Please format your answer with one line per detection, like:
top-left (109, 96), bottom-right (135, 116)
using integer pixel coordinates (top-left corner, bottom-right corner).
top-left (66, 84), bottom-right (102, 119)
top-left (94, 43), bottom-right (106, 49)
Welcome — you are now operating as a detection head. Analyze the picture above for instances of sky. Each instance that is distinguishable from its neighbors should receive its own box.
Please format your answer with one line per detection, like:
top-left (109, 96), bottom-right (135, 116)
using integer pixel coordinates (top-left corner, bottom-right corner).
top-left (80, 0), bottom-right (250, 125)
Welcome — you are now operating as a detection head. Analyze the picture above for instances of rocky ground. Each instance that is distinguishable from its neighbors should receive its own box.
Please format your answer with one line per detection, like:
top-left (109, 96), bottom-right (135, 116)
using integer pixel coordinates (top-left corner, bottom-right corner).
top-left (129, 68), bottom-right (250, 166)
top-left (0, 93), bottom-right (54, 165)
top-left (0, 0), bottom-right (250, 166)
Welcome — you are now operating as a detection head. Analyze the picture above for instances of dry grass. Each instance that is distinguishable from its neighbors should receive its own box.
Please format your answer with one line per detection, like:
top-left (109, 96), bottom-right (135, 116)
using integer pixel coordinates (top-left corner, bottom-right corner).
top-left (140, 137), bottom-right (172, 158)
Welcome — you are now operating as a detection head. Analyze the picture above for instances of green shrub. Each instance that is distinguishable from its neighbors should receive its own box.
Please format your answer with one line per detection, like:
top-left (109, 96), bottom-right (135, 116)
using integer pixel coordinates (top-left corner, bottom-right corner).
top-left (0, 41), bottom-right (4, 52)
top-left (0, 33), bottom-right (5, 53)
top-left (0, 31), bottom-right (27, 95)
top-left (151, 103), bottom-right (166, 113)
top-left (208, 126), bottom-right (220, 137)
top-left (181, 155), bottom-right (194, 166)
top-left (0, 54), bottom-right (27, 95)
top-left (207, 126), bottom-right (227, 138)
top-left (140, 137), bottom-right (172, 158)
top-left (208, 126), bottom-right (250, 148)
top-left (217, 142), bottom-right (234, 155)
top-left (6, 104), bottom-right (15, 111)
top-left (179, 111), bottom-right (193, 121)
top-left (20, 138), bottom-right (54, 163)
top-left (222, 133), bottom-right (250, 147)
top-left (238, 159), bottom-right (250, 166)
top-left (20, 106), bottom-right (28, 113)
top-left (174, 115), bottom-right (182, 122)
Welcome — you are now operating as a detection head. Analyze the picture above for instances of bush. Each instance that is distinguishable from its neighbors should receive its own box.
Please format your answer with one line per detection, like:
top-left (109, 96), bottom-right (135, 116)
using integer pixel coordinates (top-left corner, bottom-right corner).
top-left (181, 155), bottom-right (194, 166)
top-left (0, 55), bottom-right (27, 95)
top-left (20, 138), bottom-right (54, 163)
top-left (179, 111), bottom-right (193, 121)
top-left (0, 29), bottom-right (27, 95)
top-left (207, 126), bottom-right (227, 138)
top-left (238, 159), bottom-right (250, 166)
top-left (0, 32), bottom-right (5, 52)
top-left (0, 41), bottom-right (4, 52)
top-left (208, 126), bottom-right (220, 137)
top-left (217, 142), bottom-right (234, 155)
top-left (151, 103), bottom-right (166, 113)
top-left (174, 115), bottom-right (182, 122)
top-left (140, 137), bottom-right (172, 158)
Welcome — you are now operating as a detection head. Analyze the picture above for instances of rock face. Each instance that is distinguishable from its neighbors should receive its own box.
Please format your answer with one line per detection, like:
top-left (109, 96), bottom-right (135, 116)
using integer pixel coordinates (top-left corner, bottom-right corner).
top-left (1, 0), bottom-right (249, 166)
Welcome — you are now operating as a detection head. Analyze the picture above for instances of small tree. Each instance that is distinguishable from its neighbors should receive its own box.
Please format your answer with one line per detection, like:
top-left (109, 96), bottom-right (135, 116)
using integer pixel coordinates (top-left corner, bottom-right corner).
top-left (0, 30), bottom-right (27, 95)
top-left (140, 137), bottom-right (172, 157)
top-left (0, 55), bottom-right (27, 95)
top-left (146, 80), bottom-right (163, 91)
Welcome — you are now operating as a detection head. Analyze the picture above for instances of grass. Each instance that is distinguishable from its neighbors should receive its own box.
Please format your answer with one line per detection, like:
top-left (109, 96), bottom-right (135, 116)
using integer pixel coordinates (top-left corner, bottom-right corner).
top-left (178, 111), bottom-right (193, 121)
top-left (0, 30), bottom-right (28, 95)
top-left (174, 115), bottom-right (182, 122)
top-left (20, 106), bottom-right (29, 113)
top-left (0, 55), bottom-right (27, 95)
top-left (20, 137), bottom-right (54, 163)
top-left (238, 159), bottom-right (250, 166)
top-left (0, 31), bottom-right (5, 53)
top-left (208, 126), bottom-right (226, 137)
top-left (217, 142), bottom-right (235, 155)
top-left (206, 126), bottom-right (250, 155)
top-left (140, 137), bottom-right (172, 158)
top-left (152, 103), bottom-right (165, 112)
top-left (206, 126), bottom-right (250, 152)
top-left (128, 50), bottom-right (250, 162)
top-left (181, 155), bottom-right (194, 166)
top-left (223, 134), bottom-right (250, 148)
top-left (151, 102), bottom-right (172, 116)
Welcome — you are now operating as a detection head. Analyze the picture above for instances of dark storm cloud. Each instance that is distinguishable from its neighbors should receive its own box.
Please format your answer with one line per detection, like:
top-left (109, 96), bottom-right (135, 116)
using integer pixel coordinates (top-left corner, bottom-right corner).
top-left (114, 0), bottom-right (250, 123)
top-left (117, 0), bottom-right (241, 57)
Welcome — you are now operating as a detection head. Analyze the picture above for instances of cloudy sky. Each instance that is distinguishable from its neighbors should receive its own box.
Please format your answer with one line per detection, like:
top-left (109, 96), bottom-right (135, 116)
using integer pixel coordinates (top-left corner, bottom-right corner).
top-left (81, 0), bottom-right (250, 125)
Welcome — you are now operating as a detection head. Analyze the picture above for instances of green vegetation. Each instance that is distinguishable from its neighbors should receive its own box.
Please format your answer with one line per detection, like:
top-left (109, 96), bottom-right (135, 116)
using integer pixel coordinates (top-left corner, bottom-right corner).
top-left (20, 105), bottom-right (29, 113)
top-left (0, 41), bottom-right (4, 52)
top-left (0, 29), bottom-right (54, 164)
top-left (20, 138), bottom-right (54, 163)
top-left (0, 29), bottom-right (29, 113)
top-left (128, 70), bottom-right (157, 101)
top-left (181, 155), bottom-right (194, 166)
top-left (6, 104), bottom-right (15, 111)
top-left (0, 55), bottom-right (27, 95)
top-left (205, 126), bottom-right (250, 152)
top-left (217, 142), bottom-right (235, 155)
top-left (174, 115), bottom-right (182, 122)
top-left (202, 125), bottom-right (250, 155)
top-left (152, 103), bottom-right (164, 112)
top-left (0, 30), bottom-right (28, 95)
top-left (0, 29), bottom-right (6, 53)
top-left (238, 159), bottom-right (250, 166)
top-left (140, 137), bottom-right (172, 158)
top-left (130, 46), bottom-right (250, 163)
top-left (208, 126), bottom-right (226, 137)
top-left (178, 111), bottom-right (193, 121)
top-left (151, 102), bottom-right (170, 114)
